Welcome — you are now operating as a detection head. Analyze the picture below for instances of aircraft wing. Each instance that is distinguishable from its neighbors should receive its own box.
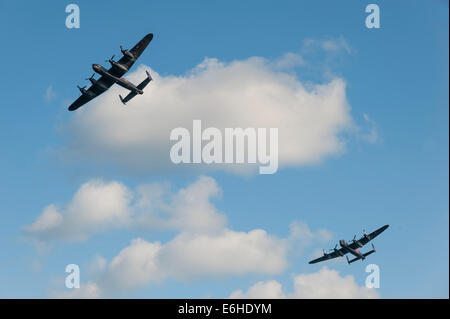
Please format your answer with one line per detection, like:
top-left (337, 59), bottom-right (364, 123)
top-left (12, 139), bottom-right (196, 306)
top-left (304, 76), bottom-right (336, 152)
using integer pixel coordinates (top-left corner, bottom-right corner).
top-left (309, 248), bottom-right (347, 264)
top-left (108, 33), bottom-right (153, 78)
top-left (348, 225), bottom-right (389, 250)
top-left (68, 75), bottom-right (114, 111)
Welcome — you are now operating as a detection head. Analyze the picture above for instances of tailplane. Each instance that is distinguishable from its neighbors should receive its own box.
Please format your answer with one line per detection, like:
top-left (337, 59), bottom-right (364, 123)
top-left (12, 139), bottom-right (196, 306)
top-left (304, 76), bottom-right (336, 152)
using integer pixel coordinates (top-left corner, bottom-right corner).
top-left (346, 256), bottom-right (360, 264)
top-left (362, 244), bottom-right (376, 258)
top-left (118, 70), bottom-right (153, 105)
top-left (347, 244), bottom-right (376, 264)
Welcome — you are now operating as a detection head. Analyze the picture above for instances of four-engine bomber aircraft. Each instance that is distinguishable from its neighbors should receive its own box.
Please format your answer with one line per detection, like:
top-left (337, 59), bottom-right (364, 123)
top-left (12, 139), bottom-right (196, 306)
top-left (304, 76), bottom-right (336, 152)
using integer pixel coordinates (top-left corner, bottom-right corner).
top-left (68, 33), bottom-right (154, 111)
top-left (309, 225), bottom-right (389, 264)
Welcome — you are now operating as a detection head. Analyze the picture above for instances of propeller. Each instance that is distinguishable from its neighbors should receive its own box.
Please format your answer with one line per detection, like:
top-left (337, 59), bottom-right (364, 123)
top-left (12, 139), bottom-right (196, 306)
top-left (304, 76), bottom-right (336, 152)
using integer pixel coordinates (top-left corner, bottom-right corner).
top-left (85, 73), bottom-right (95, 81)
top-left (77, 85), bottom-right (87, 94)
top-left (106, 55), bottom-right (115, 64)
top-left (363, 229), bottom-right (370, 240)
top-left (120, 45), bottom-right (134, 59)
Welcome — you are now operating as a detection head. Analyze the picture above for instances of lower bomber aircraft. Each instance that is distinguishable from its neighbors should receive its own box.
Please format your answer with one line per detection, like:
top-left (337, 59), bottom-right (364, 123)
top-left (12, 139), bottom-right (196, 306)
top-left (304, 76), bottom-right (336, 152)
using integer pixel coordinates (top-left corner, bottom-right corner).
top-left (68, 33), bottom-right (154, 111)
top-left (309, 225), bottom-right (389, 264)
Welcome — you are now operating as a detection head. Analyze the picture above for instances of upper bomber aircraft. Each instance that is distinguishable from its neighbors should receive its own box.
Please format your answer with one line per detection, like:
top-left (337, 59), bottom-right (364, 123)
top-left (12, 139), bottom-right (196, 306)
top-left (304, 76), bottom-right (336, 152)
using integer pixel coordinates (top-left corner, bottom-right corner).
top-left (68, 33), bottom-right (154, 111)
top-left (309, 225), bottom-right (389, 264)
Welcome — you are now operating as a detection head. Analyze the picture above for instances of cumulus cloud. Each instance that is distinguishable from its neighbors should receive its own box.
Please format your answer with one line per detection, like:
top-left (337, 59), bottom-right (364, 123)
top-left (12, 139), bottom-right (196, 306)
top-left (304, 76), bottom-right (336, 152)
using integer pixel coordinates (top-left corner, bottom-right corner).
top-left (34, 176), bottom-right (332, 297)
top-left (288, 221), bottom-right (334, 256)
top-left (229, 280), bottom-right (286, 299)
top-left (25, 177), bottom-right (332, 250)
top-left (56, 230), bottom-right (288, 298)
top-left (134, 175), bottom-right (227, 233)
top-left (25, 180), bottom-right (132, 241)
top-left (51, 220), bottom-right (336, 297)
top-left (97, 238), bottom-right (163, 294)
top-left (87, 254), bottom-right (107, 275)
top-left (289, 221), bottom-right (333, 243)
top-left (230, 267), bottom-right (379, 299)
top-left (57, 281), bottom-right (102, 299)
top-left (62, 53), bottom-right (355, 174)
top-left (25, 176), bottom-right (227, 242)
top-left (159, 229), bottom-right (287, 279)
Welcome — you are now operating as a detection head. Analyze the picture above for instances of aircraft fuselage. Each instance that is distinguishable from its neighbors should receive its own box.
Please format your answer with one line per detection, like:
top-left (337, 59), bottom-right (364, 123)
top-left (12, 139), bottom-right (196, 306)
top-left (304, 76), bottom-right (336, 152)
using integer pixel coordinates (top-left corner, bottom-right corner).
top-left (339, 239), bottom-right (365, 260)
top-left (92, 64), bottom-right (143, 94)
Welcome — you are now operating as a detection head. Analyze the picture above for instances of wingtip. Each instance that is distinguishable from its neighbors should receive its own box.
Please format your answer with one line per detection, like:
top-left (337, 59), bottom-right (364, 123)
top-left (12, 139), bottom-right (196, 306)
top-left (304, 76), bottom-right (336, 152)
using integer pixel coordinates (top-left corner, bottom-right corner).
top-left (68, 105), bottom-right (77, 111)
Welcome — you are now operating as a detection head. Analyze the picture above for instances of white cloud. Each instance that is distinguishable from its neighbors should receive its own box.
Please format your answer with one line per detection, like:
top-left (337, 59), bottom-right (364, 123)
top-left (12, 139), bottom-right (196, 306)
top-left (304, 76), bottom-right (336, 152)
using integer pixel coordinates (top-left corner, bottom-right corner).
top-left (44, 85), bottom-right (57, 103)
top-left (36, 177), bottom-right (333, 297)
top-left (58, 230), bottom-right (288, 298)
top-left (159, 229), bottom-right (287, 279)
top-left (229, 280), bottom-right (286, 299)
top-left (361, 113), bottom-right (380, 144)
top-left (25, 180), bottom-right (133, 241)
top-left (26, 177), bottom-right (334, 252)
top-left (62, 53), bottom-right (355, 174)
top-left (136, 175), bottom-right (227, 233)
top-left (97, 238), bottom-right (163, 294)
top-left (290, 267), bottom-right (378, 298)
top-left (50, 220), bottom-right (337, 297)
top-left (273, 52), bottom-right (306, 69)
top-left (288, 221), bottom-right (334, 256)
top-left (25, 176), bottom-right (227, 242)
top-left (56, 281), bottom-right (102, 299)
top-left (27, 205), bottom-right (63, 233)
top-left (303, 37), bottom-right (353, 55)
top-left (289, 221), bottom-right (333, 243)
top-left (87, 254), bottom-right (107, 275)
top-left (230, 267), bottom-right (379, 299)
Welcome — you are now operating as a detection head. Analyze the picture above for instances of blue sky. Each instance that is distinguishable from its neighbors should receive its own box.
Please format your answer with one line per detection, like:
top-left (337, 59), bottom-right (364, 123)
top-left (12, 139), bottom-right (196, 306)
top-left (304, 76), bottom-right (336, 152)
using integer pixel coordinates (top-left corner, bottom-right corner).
top-left (0, 0), bottom-right (448, 298)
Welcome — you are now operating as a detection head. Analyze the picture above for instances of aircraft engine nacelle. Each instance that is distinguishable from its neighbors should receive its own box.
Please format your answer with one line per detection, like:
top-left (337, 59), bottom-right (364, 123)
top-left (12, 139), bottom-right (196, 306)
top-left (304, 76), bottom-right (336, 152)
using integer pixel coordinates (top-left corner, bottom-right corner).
top-left (120, 46), bottom-right (135, 60)
top-left (334, 248), bottom-right (344, 256)
top-left (353, 240), bottom-right (363, 248)
top-left (77, 85), bottom-right (87, 94)
top-left (110, 60), bottom-right (128, 73)
top-left (106, 55), bottom-right (129, 73)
